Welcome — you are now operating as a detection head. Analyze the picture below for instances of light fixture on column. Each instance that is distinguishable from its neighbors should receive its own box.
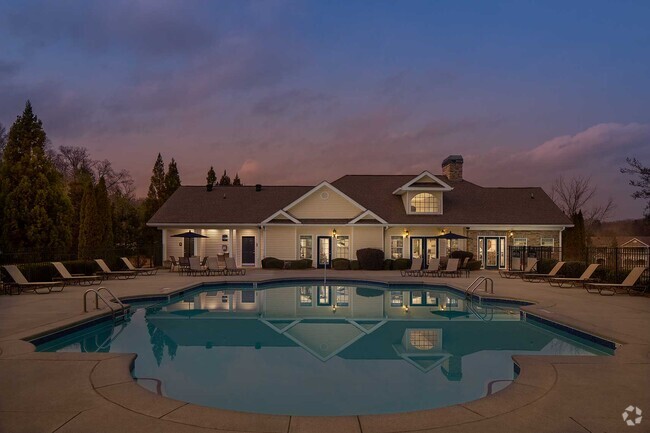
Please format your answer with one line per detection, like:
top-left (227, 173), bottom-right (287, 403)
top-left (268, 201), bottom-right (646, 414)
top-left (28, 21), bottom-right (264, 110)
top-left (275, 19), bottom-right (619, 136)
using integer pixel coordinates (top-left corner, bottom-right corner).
top-left (403, 228), bottom-right (409, 237)
top-left (332, 229), bottom-right (337, 237)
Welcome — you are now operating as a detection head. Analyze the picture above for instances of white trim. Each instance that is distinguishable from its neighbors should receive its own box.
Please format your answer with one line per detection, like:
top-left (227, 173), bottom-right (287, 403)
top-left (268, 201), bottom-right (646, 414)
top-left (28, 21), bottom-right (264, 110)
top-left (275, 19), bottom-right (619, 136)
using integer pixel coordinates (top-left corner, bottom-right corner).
top-left (261, 210), bottom-right (301, 225)
top-left (348, 210), bottom-right (388, 225)
top-left (621, 237), bottom-right (650, 247)
top-left (283, 181), bottom-right (367, 213)
top-left (392, 171), bottom-right (453, 195)
top-left (147, 223), bottom-right (260, 227)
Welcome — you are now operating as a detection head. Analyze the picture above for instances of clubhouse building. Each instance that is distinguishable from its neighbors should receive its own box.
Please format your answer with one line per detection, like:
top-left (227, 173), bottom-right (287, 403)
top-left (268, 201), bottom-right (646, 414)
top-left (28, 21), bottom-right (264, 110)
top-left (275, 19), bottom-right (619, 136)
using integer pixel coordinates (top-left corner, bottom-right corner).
top-left (148, 155), bottom-right (571, 270)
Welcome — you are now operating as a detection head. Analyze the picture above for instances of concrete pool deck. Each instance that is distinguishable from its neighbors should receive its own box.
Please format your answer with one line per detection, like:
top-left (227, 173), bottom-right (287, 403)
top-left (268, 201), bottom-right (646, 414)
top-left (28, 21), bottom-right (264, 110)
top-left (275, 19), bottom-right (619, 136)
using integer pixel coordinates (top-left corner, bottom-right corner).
top-left (0, 269), bottom-right (649, 433)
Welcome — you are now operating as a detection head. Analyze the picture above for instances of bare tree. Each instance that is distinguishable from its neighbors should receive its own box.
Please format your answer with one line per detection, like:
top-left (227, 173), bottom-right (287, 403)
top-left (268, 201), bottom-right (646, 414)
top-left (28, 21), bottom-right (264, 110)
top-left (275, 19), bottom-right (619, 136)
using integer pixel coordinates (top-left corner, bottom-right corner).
top-left (551, 175), bottom-right (615, 225)
top-left (0, 123), bottom-right (7, 159)
top-left (52, 145), bottom-right (97, 181)
top-left (621, 157), bottom-right (650, 218)
top-left (96, 159), bottom-right (135, 198)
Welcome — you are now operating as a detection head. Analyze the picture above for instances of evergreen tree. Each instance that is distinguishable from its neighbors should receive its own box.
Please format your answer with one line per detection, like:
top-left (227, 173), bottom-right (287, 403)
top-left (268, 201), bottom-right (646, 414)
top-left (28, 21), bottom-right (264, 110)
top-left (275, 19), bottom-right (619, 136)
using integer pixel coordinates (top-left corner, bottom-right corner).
top-left (233, 173), bottom-right (241, 186)
top-left (563, 211), bottom-right (586, 261)
top-left (67, 168), bottom-right (94, 254)
top-left (0, 122), bottom-right (7, 160)
top-left (95, 176), bottom-right (113, 253)
top-left (0, 101), bottom-right (73, 255)
top-left (219, 170), bottom-right (231, 186)
top-left (112, 191), bottom-right (141, 249)
top-left (78, 181), bottom-right (101, 258)
top-left (142, 153), bottom-right (167, 247)
top-left (164, 158), bottom-right (181, 200)
top-left (206, 166), bottom-right (216, 190)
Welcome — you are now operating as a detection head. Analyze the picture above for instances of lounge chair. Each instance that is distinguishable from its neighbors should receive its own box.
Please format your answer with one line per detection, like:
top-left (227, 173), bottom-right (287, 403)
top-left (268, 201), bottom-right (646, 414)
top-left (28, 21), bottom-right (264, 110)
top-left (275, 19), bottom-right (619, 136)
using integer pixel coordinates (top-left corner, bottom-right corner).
top-left (187, 257), bottom-right (206, 276)
top-left (94, 259), bottom-right (137, 280)
top-left (225, 257), bottom-right (246, 276)
top-left (439, 258), bottom-right (461, 277)
top-left (206, 257), bottom-right (226, 276)
top-left (421, 258), bottom-right (441, 277)
top-left (522, 261), bottom-right (566, 283)
top-left (2, 265), bottom-right (65, 294)
top-left (500, 258), bottom-right (537, 279)
top-left (401, 257), bottom-right (423, 277)
top-left (584, 267), bottom-right (648, 296)
top-left (52, 262), bottom-right (103, 286)
top-left (498, 257), bottom-right (521, 278)
top-left (547, 264), bottom-right (599, 288)
top-left (121, 257), bottom-right (158, 276)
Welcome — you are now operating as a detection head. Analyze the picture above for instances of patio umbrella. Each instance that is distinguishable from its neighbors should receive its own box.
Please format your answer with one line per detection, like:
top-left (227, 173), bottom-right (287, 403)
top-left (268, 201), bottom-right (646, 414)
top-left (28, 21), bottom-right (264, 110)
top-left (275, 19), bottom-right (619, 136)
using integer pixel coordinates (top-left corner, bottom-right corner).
top-left (171, 231), bottom-right (208, 239)
top-left (356, 287), bottom-right (384, 297)
top-left (434, 232), bottom-right (469, 240)
top-left (430, 310), bottom-right (471, 320)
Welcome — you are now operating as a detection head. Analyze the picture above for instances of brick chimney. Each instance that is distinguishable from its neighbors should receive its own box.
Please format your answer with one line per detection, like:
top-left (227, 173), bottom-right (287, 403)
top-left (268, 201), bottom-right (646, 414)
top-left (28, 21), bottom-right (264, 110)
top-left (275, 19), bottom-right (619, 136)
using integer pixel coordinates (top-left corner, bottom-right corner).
top-left (442, 155), bottom-right (463, 181)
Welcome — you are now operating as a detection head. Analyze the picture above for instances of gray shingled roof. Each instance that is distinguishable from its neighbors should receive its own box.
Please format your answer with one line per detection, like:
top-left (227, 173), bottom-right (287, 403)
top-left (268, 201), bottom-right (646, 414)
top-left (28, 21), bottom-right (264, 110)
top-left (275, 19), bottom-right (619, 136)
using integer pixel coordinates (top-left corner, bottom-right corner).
top-left (148, 176), bottom-right (571, 227)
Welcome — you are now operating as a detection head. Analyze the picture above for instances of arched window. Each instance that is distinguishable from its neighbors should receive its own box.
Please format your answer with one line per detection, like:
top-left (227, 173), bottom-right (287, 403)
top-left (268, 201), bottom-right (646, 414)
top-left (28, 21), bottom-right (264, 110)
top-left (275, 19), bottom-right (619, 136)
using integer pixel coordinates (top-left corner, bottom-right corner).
top-left (410, 193), bottom-right (439, 213)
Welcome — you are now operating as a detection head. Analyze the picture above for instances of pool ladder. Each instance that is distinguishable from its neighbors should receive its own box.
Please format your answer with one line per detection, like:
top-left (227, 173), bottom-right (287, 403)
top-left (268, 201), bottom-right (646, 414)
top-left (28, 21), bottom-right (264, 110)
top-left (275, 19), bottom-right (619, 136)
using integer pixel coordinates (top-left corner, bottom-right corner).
top-left (84, 287), bottom-right (129, 322)
top-left (465, 276), bottom-right (494, 299)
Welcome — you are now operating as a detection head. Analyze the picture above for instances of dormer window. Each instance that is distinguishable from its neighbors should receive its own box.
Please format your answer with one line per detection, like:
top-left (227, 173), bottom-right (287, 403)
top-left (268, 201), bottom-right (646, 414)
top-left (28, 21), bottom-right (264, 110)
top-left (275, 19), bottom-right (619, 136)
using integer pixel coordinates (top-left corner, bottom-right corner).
top-left (410, 193), bottom-right (439, 213)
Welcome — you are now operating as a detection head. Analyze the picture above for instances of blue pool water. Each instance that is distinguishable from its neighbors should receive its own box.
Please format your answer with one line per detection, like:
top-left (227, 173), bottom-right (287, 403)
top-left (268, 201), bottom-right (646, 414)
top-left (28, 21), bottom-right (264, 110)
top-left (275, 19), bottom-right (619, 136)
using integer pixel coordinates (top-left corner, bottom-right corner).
top-left (36, 281), bottom-right (613, 416)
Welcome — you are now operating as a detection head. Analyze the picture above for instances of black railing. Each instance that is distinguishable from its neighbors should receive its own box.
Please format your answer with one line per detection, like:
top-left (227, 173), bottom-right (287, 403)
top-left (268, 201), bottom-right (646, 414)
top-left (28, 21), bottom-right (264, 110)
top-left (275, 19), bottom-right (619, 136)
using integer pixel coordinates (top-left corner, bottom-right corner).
top-left (507, 245), bottom-right (649, 287)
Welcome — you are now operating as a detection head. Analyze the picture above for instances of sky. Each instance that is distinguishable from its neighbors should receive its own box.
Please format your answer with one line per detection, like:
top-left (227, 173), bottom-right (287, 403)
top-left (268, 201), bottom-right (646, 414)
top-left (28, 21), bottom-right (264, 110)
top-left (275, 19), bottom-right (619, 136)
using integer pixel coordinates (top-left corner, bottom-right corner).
top-left (0, 0), bottom-right (649, 220)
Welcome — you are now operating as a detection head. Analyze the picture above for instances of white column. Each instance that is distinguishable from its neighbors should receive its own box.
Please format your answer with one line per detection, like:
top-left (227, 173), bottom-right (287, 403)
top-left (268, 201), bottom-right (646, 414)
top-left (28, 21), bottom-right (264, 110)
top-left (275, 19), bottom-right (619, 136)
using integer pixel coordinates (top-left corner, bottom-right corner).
top-left (162, 228), bottom-right (167, 262)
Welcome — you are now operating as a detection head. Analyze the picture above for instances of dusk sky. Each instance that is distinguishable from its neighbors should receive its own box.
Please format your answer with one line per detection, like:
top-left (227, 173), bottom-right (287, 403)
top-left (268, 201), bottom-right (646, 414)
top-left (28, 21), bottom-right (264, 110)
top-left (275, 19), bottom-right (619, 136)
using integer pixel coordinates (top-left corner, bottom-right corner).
top-left (1, 0), bottom-right (649, 219)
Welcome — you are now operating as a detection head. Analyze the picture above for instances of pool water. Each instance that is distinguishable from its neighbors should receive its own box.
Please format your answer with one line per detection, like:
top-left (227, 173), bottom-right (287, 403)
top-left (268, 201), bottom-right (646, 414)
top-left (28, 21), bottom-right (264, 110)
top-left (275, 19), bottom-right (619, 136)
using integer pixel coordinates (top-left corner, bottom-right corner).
top-left (36, 282), bottom-right (612, 416)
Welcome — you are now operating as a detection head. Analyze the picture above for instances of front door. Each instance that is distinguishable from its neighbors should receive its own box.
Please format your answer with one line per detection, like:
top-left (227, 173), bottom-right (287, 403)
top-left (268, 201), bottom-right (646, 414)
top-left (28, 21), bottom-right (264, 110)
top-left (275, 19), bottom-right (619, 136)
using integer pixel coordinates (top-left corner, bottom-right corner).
top-left (411, 237), bottom-right (438, 268)
top-left (317, 236), bottom-right (332, 268)
top-left (241, 236), bottom-right (256, 265)
top-left (484, 237), bottom-right (500, 269)
top-left (183, 238), bottom-right (195, 257)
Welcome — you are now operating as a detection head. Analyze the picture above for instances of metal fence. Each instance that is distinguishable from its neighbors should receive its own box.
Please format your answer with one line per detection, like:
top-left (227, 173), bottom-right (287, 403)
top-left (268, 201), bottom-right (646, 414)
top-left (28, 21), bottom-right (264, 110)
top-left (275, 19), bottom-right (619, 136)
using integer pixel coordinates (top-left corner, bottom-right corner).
top-left (507, 245), bottom-right (650, 287)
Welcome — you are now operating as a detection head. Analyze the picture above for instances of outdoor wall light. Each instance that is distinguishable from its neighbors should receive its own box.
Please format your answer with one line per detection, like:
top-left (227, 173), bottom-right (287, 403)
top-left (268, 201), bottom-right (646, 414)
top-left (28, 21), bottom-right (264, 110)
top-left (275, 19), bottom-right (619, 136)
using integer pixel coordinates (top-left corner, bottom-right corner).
top-left (509, 231), bottom-right (514, 237)
top-left (404, 228), bottom-right (409, 237)
top-left (404, 305), bottom-right (410, 313)
top-left (332, 305), bottom-right (337, 313)
top-left (332, 229), bottom-right (337, 236)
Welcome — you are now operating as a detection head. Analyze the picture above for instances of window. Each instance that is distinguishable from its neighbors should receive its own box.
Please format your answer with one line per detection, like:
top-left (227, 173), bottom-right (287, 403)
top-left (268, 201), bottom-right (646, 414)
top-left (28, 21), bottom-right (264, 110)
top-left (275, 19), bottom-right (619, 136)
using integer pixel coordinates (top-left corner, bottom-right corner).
top-left (299, 287), bottom-right (312, 306)
top-left (446, 298), bottom-right (459, 308)
top-left (409, 330), bottom-right (439, 351)
top-left (390, 291), bottom-right (403, 307)
top-left (410, 291), bottom-right (439, 306)
top-left (410, 193), bottom-right (439, 213)
top-left (513, 238), bottom-right (527, 247)
top-left (241, 291), bottom-right (255, 303)
top-left (299, 236), bottom-right (313, 260)
top-left (541, 238), bottom-right (554, 247)
top-left (336, 235), bottom-right (350, 259)
top-left (335, 287), bottom-right (349, 306)
top-left (390, 236), bottom-right (404, 259)
top-left (317, 287), bottom-right (331, 306)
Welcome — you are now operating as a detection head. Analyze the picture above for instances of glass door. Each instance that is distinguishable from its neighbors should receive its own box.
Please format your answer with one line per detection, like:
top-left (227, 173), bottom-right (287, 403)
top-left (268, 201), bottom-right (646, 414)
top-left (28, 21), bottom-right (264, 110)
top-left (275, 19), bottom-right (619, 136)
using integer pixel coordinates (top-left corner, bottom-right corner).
top-left (426, 238), bottom-right (438, 265)
top-left (484, 237), bottom-right (499, 269)
top-left (411, 238), bottom-right (423, 260)
top-left (317, 236), bottom-right (331, 268)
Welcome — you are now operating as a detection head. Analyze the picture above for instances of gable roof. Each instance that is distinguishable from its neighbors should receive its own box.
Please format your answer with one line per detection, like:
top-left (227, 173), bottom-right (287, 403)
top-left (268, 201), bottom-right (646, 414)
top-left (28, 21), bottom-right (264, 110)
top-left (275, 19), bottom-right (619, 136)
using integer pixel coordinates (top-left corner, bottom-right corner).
top-left (392, 171), bottom-right (453, 194)
top-left (148, 185), bottom-right (311, 225)
top-left (332, 175), bottom-right (571, 226)
top-left (282, 181), bottom-right (366, 213)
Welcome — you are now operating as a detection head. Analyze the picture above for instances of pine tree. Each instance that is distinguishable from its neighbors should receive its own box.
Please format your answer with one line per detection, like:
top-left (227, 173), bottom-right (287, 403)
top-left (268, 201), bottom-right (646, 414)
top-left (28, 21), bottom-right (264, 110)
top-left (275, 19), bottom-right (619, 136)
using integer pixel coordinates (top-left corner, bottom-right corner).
top-left (78, 181), bottom-right (100, 258)
top-left (95, 176), bottom-right (113, 253)
top-left (219, 170), bottom-right (231, 186)
top-left (0, 101), bottom-right (73, 255)
top-left (206, 166), bottom-right (216, 190)
top-left (164, 158), bottom-right (181, 200)
top-left (142, 154), bottom-right (167, 247)
top-left (563, 211), bottom-right (586, 261)
top-left (233, 173), bottom-right (241, 186)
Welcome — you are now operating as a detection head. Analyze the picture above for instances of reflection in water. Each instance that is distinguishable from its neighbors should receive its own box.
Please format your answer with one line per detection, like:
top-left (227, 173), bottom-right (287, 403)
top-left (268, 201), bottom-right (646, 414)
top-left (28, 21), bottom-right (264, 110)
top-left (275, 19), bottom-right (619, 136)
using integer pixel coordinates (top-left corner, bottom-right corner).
top-left (38, 284), bottom-right (611, 416)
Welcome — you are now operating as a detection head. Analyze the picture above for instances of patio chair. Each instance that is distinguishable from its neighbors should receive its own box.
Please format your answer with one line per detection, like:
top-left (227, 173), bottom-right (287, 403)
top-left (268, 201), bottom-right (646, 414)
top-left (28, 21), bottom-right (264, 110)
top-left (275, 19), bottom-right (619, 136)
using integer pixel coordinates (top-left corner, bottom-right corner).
top-left (584, 267), bottom-right (648, 296)
top-left (500, 258), bottom-right (537, 279)
top-left (178, 257), bottom-right (190, 275)
top-left (225, 257), bottom-right (246, 276)
top-left (187, 257), bottom-right (206, 276)
top-left (52, 262), bottom-right (103, 286)
top-left (439, 258), bottom-right (461, 277)
top-left (547, 264), bottom-right (599, 288)
top-left (206, 257), bottom-right (226, 276)
top-left (2, 265), bottom-right (65, 294)
top-left (401, 257), bottom-right (423, 277)
top-left (169, 256), bottom-right (179, 272)
top-left (200, 256), bottom-right (208, 270)
top-left (522, 261), bottom-right (566, 283)
top-left (498, 257), bottom-right (521, 278)
top-left (94, 259), bottom-right (137, 280)
top-left (421, 258), bottom-right (441, 277)
top-left (121, 257), bottom-right (158, 276)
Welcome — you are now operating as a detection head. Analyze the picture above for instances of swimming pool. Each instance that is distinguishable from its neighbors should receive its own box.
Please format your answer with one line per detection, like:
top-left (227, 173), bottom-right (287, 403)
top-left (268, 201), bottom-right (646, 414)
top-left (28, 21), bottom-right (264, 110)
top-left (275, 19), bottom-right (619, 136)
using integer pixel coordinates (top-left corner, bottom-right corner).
top-left (36, 281), bottom-right (613, 416)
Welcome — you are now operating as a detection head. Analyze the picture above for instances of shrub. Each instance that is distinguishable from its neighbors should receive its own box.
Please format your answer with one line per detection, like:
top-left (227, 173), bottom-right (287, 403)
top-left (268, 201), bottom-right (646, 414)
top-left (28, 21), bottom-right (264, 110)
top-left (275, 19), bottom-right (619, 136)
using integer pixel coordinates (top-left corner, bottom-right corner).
top-left (450, 250), bottom-right (474, 261)
top-left (356, 248), bottom-right (384, 270)
top-left (289, 259), bottom-right (312, 269)
top-left (332, 258), bottom-right (351, 270)
top-left (537, 259), bottom-right (558, 274)
top-left (392, 258), bottom-right (411, 270)
top-left (467, 260), bottom-right (482, 271)
top-left (383, 259), bottom-right (393, 270)
top-left (562, 261), bottom-right (587, 278)
top-left (262, 257), bottom-right (284, 269)
top-left (350, 260), bottom-right (360, 270)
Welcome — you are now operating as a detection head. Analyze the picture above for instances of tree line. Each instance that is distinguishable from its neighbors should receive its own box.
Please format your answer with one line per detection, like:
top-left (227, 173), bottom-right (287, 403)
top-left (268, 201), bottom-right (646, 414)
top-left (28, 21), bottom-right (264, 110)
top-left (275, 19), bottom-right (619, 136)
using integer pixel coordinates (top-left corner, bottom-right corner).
top-left (0, 101), bottom-right (245, 260)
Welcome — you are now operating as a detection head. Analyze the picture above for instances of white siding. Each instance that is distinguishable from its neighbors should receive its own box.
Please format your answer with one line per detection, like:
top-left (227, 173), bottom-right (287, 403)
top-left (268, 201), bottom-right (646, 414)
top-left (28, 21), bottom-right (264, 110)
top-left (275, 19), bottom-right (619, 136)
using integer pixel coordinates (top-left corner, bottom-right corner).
top-left (288, 186), bottom-right (362, 219)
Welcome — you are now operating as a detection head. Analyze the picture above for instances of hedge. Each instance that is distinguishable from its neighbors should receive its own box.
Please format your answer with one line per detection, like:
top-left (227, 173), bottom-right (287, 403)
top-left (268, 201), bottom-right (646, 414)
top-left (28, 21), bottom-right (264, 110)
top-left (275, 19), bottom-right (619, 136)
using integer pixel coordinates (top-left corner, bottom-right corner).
top-left (537, 259), bottom-right (558, 274)
top-left (332, 258), bottom-right (351, 270)
top-left (350, 260), bottom-right (360, 270)
top-left (356, 248), bottom-right (384, 270)
top-left (383, 259), bottom-right (393, 270)
top-left (392, 258), bottom-right (411, 270)
top-left (262, 257), bottom-right (284, 269)
top-left (466, 260), bottom-right (482, 271)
